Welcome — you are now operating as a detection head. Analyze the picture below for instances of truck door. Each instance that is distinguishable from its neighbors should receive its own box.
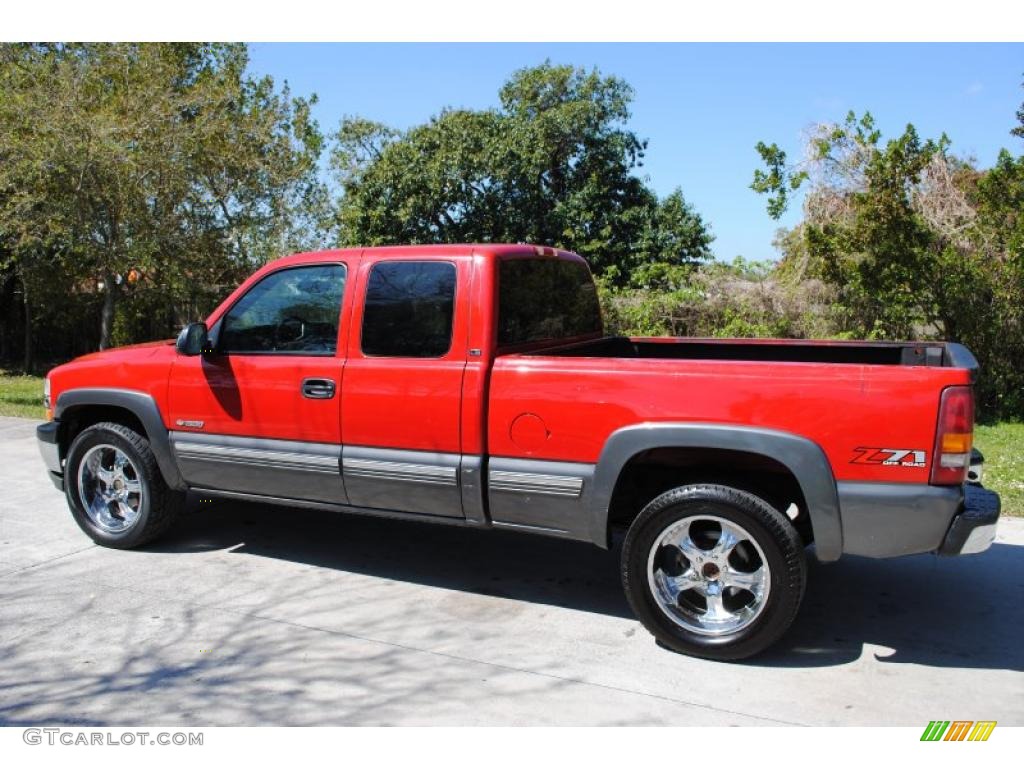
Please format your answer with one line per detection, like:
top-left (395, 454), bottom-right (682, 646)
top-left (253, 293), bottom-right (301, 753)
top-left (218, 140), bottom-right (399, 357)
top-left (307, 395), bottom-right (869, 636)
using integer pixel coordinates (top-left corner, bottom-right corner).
top-left (340, 255), bottom-right (469, 518)
top-left (167, 261), bottom-right (353, 504)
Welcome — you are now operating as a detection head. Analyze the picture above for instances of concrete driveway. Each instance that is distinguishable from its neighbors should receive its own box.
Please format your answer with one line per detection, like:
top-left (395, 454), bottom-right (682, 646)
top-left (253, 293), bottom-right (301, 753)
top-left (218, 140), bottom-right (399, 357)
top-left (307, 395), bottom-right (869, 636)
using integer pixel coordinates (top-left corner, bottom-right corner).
top-left (1, 415), bottom-right (1021, 726)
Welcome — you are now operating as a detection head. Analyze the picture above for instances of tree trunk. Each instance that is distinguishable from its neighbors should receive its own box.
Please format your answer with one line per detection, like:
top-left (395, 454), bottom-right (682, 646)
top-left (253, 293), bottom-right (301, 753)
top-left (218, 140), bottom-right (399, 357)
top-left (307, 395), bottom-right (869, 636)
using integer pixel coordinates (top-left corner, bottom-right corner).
top-left (22, 272), bottom-right (33, 373)
top-left (99, 272), bottom-right (117, 350)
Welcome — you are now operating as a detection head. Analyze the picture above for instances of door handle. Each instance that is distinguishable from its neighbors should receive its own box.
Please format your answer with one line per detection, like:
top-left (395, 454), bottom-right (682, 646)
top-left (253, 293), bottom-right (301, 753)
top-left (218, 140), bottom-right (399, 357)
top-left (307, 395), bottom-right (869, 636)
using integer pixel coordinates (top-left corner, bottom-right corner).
top-left (301, 378), bottom-right (336, 399)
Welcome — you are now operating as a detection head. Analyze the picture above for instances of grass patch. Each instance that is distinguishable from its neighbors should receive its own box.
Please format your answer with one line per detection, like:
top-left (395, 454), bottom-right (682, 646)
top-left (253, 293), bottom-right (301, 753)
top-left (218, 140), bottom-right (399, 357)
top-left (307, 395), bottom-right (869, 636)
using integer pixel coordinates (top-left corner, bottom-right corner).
top-left (0, 370), bottom-right (45, 420)
top-left (975, 422), bottom-right (1023, 517)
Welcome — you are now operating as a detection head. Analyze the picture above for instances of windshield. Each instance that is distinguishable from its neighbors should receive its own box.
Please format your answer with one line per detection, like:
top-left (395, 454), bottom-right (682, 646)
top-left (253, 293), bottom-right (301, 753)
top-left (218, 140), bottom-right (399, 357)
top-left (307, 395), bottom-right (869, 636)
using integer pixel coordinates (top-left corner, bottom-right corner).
top-left (497, 257), bottom-right (602, 346)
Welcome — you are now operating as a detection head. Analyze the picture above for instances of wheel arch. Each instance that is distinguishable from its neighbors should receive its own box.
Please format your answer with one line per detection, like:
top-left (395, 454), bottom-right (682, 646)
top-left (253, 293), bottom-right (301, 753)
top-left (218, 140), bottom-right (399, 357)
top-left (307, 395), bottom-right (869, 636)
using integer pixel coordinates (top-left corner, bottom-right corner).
top-left (55, 388), bottom-right (186, 491)
top-left (587, 423), bottom-right (842, 561)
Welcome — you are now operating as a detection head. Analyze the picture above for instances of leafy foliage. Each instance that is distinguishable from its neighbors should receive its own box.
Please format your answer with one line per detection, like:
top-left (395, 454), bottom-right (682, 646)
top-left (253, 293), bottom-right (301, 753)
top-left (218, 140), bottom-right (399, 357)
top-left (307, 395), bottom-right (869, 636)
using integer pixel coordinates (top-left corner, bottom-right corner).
top-left (0, 43), bottom-right (327, 356)
top-left (2, 47), bottom-right (1023, 426)
top-left (331, 62), bottom-right (713, 284)
top-left (599, 258), bottom-right (837, 340)
top-left (1013, 77), bottom-right (1024, 139)
top-left (751, 142), bottom-right (806, 220)
top-left (751, 108), bottom-right (1024, 419)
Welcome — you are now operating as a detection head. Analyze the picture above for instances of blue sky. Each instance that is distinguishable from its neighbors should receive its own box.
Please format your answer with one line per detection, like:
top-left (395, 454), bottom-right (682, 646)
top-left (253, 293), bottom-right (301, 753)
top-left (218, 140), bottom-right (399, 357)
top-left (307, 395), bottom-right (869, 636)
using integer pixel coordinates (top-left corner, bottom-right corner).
top-left (248, 43), bottom-right (1023, 261)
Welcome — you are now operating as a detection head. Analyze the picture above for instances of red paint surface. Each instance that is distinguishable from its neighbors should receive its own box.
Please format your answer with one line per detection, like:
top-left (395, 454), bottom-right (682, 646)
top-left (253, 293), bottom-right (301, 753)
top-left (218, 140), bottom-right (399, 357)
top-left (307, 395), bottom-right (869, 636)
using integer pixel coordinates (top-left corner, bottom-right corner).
top-left (46, 245), bottom-right (973, 486)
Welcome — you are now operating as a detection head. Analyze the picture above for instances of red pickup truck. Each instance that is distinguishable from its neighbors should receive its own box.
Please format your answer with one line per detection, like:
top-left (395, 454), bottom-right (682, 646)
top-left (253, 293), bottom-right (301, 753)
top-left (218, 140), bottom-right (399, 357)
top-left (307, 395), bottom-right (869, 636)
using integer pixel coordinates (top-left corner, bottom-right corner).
top-left (37, 244), bottom-right (1001, 659)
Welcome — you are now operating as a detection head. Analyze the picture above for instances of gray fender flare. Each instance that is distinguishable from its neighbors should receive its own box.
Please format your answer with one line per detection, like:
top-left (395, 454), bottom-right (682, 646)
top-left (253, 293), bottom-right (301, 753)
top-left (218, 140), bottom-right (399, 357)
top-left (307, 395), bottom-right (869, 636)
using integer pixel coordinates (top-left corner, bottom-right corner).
top-left (586, 422), bottom-right (842, 561)
top-left (54, 388), bottom-right (186, 491)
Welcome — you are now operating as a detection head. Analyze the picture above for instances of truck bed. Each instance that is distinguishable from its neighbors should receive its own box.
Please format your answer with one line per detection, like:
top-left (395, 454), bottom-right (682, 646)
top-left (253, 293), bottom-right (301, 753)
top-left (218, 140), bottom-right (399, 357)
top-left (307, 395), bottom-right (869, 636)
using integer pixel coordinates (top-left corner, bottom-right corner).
top-left (542, 335), bottom-right (977, 369)
top-left (488, 336), bottom-right (977, 484)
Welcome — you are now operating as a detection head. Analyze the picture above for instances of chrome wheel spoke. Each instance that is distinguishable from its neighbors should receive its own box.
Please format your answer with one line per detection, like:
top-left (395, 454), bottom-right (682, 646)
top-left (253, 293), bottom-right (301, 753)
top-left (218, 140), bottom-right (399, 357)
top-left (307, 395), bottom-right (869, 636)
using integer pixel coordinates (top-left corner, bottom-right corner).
top-left (88, 494), bottom-right (111, 523)
top-left (668, 569), bottom-right (703, 594)
top-left (122, 477), bottom-right (142, 494)
top-left (710, 523), bottom-right (741, 559)
top-left (116, 499), bottom-right (139, 524)
top-left (704, 590), bottom-right (731, 623)
top-left (721, 566), bottom-right (764, 593)
top-left (677, 533), bottom-right (704, 564)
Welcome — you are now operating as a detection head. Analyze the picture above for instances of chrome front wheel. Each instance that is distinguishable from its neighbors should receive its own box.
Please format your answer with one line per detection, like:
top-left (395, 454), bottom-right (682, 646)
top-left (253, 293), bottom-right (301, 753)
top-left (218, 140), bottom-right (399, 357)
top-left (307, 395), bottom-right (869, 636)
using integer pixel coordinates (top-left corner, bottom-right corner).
top-left (76, 444), bottom-right (145, 533)
top-left (65, 422), bottom-right (181, 548)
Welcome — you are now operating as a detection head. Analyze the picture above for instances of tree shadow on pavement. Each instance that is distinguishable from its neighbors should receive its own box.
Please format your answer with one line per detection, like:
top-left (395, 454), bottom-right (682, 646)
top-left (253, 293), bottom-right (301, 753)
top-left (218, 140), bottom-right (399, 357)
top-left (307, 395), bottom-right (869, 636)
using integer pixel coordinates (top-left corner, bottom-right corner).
top-left (156, 494), bottom-right (633, 620)
top-left (154, 495), bottom-right (1022, 672)
top-left (3, 493), bottom-right (1020, 726)
top-left (0, 566), bottom-right (611, 726)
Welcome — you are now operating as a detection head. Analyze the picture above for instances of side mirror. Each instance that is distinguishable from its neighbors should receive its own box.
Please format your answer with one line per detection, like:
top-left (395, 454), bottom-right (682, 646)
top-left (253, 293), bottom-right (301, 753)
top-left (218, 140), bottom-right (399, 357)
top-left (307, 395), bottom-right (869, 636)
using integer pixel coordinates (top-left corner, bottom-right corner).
top-left (176, 322), bottom-right (209, 356)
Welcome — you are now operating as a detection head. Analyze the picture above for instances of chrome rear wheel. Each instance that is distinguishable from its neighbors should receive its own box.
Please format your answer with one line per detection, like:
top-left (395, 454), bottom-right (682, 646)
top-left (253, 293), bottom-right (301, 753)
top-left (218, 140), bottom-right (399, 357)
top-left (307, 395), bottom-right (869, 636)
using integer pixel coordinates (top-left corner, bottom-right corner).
top-left (622, 484), bottom-right (806, 660)
top-left (647, 515), bottom-right (770, 636)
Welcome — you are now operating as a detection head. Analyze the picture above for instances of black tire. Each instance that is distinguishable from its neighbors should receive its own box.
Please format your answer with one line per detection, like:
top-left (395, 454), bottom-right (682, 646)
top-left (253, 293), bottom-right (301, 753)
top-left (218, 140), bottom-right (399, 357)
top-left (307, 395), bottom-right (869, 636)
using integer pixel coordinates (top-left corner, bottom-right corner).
top-left (64, 422), bottom-right (182, 548)
top-left (621, 483), bottom-right (806, 661)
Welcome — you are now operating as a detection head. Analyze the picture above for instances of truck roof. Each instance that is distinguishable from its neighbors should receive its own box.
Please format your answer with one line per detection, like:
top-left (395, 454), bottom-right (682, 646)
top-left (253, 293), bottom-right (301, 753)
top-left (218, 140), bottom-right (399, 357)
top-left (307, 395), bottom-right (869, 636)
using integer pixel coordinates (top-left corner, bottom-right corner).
top-left (268, 243), bottom-right (580, 269)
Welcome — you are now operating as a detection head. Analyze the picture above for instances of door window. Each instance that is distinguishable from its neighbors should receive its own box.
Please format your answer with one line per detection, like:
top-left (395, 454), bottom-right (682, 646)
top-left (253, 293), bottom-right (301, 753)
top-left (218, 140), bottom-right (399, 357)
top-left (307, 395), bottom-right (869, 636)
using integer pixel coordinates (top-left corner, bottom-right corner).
top-left (218, 264), bottom-right (347, 355)
top-left (360, 261), bottom-right (457, 358)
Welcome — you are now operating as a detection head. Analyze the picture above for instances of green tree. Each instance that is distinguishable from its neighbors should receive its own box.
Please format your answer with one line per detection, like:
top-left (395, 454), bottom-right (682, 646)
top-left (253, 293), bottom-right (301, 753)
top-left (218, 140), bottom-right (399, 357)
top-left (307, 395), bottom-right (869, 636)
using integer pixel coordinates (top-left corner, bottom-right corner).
top-left (0, 43), bottom-right (326, 357)
top-left (1012, 75), bottom-right (1024, 139)
top-left (331, 62), bottom-right (712, 283)
top-left (752, 111), bottom-right (944, 339)
top-left (753, 108), bottom-right (1024, 419)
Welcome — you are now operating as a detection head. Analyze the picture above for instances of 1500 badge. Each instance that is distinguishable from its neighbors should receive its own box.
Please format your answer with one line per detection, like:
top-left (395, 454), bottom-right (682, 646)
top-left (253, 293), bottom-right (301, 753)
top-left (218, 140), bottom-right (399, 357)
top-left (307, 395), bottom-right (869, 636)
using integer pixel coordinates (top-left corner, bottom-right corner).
top-left (851, 447), bottom-right (927, 468)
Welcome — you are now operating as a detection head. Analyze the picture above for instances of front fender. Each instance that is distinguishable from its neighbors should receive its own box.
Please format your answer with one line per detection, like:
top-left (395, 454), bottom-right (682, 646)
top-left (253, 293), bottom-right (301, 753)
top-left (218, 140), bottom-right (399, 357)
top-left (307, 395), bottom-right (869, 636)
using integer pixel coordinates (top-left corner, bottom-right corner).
top-left (54, 388), bottom-right (186, 491)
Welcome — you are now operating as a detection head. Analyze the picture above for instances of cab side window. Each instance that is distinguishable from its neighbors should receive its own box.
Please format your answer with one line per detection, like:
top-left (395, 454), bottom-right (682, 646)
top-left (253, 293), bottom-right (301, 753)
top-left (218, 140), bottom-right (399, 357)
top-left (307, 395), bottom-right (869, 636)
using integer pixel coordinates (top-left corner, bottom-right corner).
top-left (361, 261), bottom-right (456, 358)
top-left (218, 264), bottom-right (347, 355)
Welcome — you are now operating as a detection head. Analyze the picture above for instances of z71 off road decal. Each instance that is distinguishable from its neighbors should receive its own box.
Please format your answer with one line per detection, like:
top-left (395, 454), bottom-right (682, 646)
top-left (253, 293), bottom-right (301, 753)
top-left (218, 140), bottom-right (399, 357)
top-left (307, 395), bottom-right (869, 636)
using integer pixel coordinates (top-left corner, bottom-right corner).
top-left (851, 447), bottom-right (927, 468)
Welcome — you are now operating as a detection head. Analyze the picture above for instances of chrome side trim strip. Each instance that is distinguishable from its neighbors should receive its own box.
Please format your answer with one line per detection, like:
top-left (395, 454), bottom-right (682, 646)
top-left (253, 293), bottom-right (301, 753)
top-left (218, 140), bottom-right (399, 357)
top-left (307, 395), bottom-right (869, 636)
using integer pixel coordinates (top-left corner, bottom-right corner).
top-left (174, 440), bottom-right (339, 475)
top-left (169, 431), bottom-right (346, 505)
top-left (344, 457), bottom-right (457, 486)
top-left (489, 470), bottom-right (584, 498)
top-left (342, 445), bottom-right (463, 518)
top-left (491, 520), bottom-right (570, 535)
top-left (486, 457), bottom-right (595, 542)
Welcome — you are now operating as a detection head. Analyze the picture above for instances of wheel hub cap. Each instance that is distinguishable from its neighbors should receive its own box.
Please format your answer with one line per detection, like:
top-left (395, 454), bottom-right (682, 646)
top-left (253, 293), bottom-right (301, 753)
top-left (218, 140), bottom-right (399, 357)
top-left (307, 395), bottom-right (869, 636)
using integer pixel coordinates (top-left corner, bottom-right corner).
top-left (647, 514), bottom-right (771, 636)
top-left (76, 444), bottom-right (144, 534)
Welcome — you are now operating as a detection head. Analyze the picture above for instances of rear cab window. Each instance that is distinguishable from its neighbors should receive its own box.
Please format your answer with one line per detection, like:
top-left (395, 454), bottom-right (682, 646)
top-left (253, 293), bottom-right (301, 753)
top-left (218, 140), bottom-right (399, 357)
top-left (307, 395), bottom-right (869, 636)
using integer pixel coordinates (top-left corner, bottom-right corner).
top-left (497, 257), bottom-right (602, 348)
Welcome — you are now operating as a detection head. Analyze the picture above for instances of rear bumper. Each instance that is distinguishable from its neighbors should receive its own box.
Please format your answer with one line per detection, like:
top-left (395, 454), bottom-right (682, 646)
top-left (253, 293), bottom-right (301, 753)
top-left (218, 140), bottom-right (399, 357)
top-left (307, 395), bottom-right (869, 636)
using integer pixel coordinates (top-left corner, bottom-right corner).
top-left (838, 481), bottom-right (1000, 558)
top-left (938, 484), bottom-right (1001, 556)
top-left (36, 420), bottom-right (64, 491)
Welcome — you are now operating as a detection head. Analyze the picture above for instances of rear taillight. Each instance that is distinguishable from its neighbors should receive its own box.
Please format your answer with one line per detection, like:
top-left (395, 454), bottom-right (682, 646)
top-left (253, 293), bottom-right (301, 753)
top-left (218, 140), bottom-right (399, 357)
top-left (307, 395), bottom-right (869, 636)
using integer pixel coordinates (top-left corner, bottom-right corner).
top-left (930, 385), bottom-right (974, 485)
